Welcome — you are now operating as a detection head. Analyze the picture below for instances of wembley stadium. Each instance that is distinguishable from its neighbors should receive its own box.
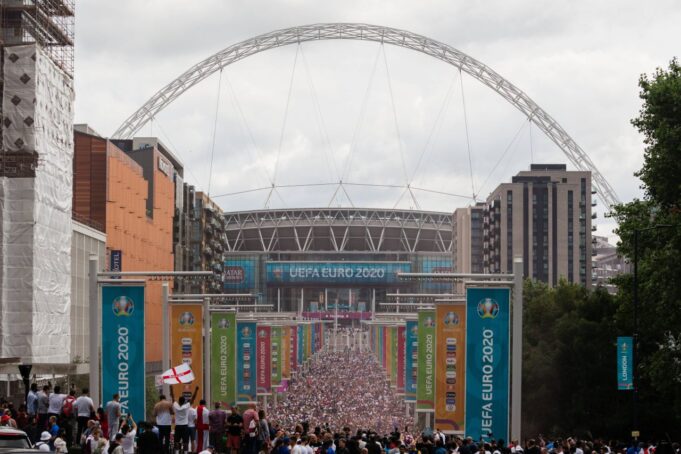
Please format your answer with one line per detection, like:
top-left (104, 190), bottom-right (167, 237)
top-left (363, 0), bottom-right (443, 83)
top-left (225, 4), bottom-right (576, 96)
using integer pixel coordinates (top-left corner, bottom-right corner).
top-left (221, 207), bottom-right (454, 315)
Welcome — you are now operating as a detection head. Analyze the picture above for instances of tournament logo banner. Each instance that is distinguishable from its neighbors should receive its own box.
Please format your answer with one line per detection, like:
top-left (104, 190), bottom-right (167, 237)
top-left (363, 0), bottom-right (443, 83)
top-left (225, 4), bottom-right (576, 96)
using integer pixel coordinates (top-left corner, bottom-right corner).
top-left (379, 326), bottom-right (386, 369)
top-left (465, 288), bottom-right (510, 441)
top-left (617, 336), bottom-right (634, 390)
top-left (171, 304), bottom-right (204, 401)
top-left (390, 326), bottom-right (398, 387)
top-left (256, 326), bottom-right (272, 395)
top-left (297, 324), bottom-right (304, 366)
top-left (102, 285), bottom-right (145, 418)
top-left (386, 327), bottom-right (394, 383)
top-left (405, 320), bottom-right (418, 401)
top-left (237, 321), bottom-right (257, 403)
top-left (305, 324), bottom-right (312, 360)
top-left (310, 323), bottom-right (316, 356)
top-left (416, 310), bottom-right (436, 411)
top-left (281, 326), bottom-right (290, 379)
top-left (435, 304), bottom-right (466, 433)
top-left (397, 325), bottom-right (406, 394)
top-left (211, 312), bottom-right (236, 407)
top-left (271, 327), bottom-right (282, 386)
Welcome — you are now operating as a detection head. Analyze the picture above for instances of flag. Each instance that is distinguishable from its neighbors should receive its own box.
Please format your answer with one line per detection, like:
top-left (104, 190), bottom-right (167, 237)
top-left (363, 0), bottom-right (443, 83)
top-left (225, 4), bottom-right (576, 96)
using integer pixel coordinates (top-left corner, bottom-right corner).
top-left (162, 363), bottom-right (195, 385)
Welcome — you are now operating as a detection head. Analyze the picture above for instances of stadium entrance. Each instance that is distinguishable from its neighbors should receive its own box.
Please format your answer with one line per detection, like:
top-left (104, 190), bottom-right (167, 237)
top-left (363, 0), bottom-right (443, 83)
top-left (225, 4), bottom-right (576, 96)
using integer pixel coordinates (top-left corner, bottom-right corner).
top-left (221, 208), bottom-right (456, 317)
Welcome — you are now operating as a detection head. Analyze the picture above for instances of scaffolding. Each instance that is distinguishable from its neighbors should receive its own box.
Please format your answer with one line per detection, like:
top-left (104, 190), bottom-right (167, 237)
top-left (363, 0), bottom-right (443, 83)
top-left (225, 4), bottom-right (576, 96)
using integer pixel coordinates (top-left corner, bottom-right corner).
top-left (0, 0), bottom-right (75, 77)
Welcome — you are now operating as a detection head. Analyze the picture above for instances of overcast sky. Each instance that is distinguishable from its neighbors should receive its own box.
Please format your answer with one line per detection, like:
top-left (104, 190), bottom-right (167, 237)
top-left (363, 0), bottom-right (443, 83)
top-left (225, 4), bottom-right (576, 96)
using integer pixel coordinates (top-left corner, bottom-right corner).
top-left (74, 1), bottom-right (681, 239)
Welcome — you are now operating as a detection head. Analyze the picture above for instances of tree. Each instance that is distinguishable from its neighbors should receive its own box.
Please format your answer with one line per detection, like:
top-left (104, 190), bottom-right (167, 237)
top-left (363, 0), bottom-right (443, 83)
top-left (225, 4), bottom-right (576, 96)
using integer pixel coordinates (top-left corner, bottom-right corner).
top-left (610, 58), bottom-right (681, 439)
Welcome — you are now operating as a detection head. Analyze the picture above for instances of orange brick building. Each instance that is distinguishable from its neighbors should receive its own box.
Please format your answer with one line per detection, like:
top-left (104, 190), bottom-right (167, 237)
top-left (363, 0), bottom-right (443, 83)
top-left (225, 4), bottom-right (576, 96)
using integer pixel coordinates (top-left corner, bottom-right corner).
top-left (73, 126), bottom-right (183, 368)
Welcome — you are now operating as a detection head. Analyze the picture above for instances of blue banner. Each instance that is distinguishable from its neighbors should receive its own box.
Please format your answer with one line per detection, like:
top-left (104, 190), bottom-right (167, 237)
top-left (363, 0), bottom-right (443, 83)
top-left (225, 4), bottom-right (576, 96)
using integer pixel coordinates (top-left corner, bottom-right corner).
top-left (266, 261), bottom-right (411, 285)
top-left (465, 287), bottom-right (510, 441)
top-left (297, 325), bottom-right (304, 366)
top-left (405, 320), bottom-right (418, 401)
top-left (419, 257), bottom-right (453, 291)
top-left (101, 285), bottom-right (145, 418)
top-left (236, 321), bottom-right (257, 403)
top-left (224, 258), bottom-right (257, 291)
top-left (617, 336), bottom-right (634, 390)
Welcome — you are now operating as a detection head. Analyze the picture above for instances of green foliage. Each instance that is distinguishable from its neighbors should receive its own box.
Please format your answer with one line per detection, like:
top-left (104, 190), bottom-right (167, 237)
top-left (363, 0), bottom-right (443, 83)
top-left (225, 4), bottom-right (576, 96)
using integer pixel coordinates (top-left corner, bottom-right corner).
top-left (607, 58), bottom-right (681, 439)
top-left (521, 280), bottom-right (630, 439)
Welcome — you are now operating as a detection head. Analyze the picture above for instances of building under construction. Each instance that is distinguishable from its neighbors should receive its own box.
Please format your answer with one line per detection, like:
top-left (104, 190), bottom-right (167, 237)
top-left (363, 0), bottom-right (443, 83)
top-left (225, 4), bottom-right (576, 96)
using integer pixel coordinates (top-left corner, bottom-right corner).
top-left (0, 0), bottom-right (75, 365)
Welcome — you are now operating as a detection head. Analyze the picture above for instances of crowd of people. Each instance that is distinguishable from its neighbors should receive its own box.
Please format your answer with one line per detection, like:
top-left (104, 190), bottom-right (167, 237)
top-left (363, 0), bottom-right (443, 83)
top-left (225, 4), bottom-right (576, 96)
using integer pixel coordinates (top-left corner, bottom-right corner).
top-left (2, 349), bottom-right (680, 454)
top-left (269, 348), bottom-right (413, 434)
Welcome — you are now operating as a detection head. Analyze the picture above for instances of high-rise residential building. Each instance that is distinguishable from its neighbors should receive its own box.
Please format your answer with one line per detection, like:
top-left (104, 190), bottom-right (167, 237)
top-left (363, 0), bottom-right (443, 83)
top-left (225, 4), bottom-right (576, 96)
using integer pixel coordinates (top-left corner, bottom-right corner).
top-left (73, 127), bottom-right (182, 371)
top-left (592, 235), bottom-right (630, 294)
top-left (0, 1), bottom-right (75, 364)
top-left (175, 184), bottom-right (227, 294)
top-left (454, 164), bottom-right (594, 287)
top-left (452, 204), bottom-right (485, 274)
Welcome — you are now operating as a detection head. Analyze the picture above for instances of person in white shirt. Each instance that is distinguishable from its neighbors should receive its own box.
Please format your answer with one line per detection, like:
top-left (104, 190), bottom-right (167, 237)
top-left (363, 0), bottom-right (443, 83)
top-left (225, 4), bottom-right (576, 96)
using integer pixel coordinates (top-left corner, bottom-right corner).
top-left (199, 446), bottom-right (216, 454)
top-left (74, 388), bottom-right (95, 443)
top-left (171, 386), bottom-right (199, 453)
top-left (120, 418), bottom-right (137, 454)
top-left (35, 431), bottom-right (51, 452)
top-left (47, 385), bottom-right (65, 419)
top-left (292, 438), bottom-right (305, 454)
top-left (188, 405), bottom-right (197, 452)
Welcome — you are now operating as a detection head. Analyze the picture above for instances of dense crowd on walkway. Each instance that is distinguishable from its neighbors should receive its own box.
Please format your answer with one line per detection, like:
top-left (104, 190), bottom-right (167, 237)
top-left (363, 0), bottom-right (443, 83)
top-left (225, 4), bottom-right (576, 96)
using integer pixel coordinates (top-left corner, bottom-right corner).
top-left (269, 347), bottom-right (412, 434)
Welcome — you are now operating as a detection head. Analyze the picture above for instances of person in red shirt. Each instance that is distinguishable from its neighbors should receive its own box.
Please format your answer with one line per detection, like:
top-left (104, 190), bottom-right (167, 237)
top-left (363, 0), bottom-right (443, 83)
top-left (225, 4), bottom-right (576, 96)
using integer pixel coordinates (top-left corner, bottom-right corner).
top-left (195, 400), bottom-right (210, 452)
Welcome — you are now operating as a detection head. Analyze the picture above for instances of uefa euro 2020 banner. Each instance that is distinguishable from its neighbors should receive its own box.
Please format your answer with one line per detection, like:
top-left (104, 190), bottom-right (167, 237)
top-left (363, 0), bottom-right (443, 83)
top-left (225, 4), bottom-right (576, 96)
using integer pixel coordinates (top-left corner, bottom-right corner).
top-left (435, 304), bottom-right (466, 433)
top-left (465, 287), bottom-right (511, 441)
top-left (416, 309), bottom-right (435, 411)
top-left (102, 285), bottom-right (145, 419)
top-left (617, 336), bottom-right (634, 390)
top-left (237, 321), bottom-right (257, 403)
top-left (211, 312), bottom-right (236, 407)
top-left (405, 320), bottom-right (418, 402)
top-left (271, 327), bottom-right (282, 386)
top-left (266, 261), bottom-right (411, 285)
top-left (171, 304), bottom-right (203, 401)
top-left (256, 326), bottom-right (272, 395)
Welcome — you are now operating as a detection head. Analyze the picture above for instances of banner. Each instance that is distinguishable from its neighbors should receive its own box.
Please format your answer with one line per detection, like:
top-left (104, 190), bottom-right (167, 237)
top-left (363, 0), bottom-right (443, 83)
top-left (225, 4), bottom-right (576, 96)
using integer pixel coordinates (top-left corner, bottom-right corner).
top-left (390, 326), bottom-right (398, 387)
top-left (237, 321), bottom-right (257, 403)
top-left (465, 287), bottom-right (511, 441)
top-left (271, 327), bottom-right (282, 387)
top-left (224, 258), bottom-right (257, 291)
top-left (101, 285), bottom-right (145, 418)
top-left (171, 304), bottom-right (203, 400)
top-left (297, 325), bottom-right (304, 366)
top-left (281, 326), bottom-right (291, 379)
top-left (416, 310), bottom-right (436, 411)
top-left (256, 326), bottom-right (272, 395)
top-left (211, 312), bottom-right (236, 406)
top-left (291, 325), bottom-right (298, 371)
top-left (380, 326), bottom-right (386, 370)
top-left (435, 304), bottom-right (466, 433)
top-left (305, 324), bottom-right (312, 360)
top-left (266, 261), bottom-right (411, 285)
top-left (405, 321), bottom-right (418, 401)
top-left (617, 336), bottom-right (634, 390)
top-left (397, 326), bottom-right (406, 394)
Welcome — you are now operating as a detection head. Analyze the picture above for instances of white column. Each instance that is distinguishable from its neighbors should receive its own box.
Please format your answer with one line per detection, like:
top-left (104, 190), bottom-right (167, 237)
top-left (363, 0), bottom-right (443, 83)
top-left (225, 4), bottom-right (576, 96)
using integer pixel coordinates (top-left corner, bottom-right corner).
top-left (203, 297), bottom-right (211, 405)
top-left (511, 257), bottom-right (524, 441)
top-left (88, 255), bottom-right (100, 408)
top-left (277, 288), bottom-right (281, 313)
top-left (371, 289), bottom-right (376, 320)
top-left (162, 283), bottom-right (170, 397)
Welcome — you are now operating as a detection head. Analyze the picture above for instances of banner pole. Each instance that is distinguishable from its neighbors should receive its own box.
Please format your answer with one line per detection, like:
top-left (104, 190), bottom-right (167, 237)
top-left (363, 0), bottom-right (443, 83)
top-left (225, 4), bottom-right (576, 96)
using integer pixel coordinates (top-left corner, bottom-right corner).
top-left (88, 255), bottom-right (99, 408)
top-left (162, 283), bottom-right (170, 398)
top-left (204, 297), bottom-right (211, 405)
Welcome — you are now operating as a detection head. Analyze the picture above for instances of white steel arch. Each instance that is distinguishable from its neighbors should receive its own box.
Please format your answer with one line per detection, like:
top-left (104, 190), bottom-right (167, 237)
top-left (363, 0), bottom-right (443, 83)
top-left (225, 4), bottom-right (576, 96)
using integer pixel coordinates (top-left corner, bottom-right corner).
top-left (113, 23), bottom-right (620, 209)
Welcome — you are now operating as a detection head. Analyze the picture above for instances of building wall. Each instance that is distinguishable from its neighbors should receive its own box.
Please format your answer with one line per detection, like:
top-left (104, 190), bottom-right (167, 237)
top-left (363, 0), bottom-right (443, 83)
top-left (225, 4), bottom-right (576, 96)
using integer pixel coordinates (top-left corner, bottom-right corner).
top-left (70, 221), bottom-right (106, 364)
top-left (73, 132), bottom-right (176, 369)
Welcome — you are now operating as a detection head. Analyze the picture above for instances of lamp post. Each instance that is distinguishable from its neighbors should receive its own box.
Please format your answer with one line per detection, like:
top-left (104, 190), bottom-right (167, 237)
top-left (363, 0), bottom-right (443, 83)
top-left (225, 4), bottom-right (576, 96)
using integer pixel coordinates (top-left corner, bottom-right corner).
top-left (632, 224), bottom-right (671, 438)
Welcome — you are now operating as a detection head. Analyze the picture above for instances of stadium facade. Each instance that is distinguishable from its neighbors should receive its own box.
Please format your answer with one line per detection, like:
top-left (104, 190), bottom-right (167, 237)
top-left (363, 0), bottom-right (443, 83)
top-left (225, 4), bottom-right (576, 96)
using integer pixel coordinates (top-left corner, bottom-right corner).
top-left (221, 208), bottom-right (454, 315)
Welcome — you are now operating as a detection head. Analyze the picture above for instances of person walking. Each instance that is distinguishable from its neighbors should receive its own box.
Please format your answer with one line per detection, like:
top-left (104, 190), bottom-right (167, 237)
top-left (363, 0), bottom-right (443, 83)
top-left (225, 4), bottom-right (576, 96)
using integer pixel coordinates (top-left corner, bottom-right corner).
top-left (258, 409), bottom-right (271, 454)
top-left (37, 385), bottom-right (50, 430)
top-left (242, 404), bottom-right (260, 454)
top-left (196, 399), bottom-right (210, 452)
top-left (104, 394), bottom-right (121, 440)
top-left (227, 405), bottom-right (244, 454)
top-left (26, 383), bottom-right (38, 420)
top-left (47, 385), bottom-right (65, 422)
top-left (74, 388), bottom-right (95, 443)
top-left (171, 386), bottom-right (199, 454)
top-left (153, 394), bottom-right (173, 453)
top-left (208, 402), bottom-right (227, 454)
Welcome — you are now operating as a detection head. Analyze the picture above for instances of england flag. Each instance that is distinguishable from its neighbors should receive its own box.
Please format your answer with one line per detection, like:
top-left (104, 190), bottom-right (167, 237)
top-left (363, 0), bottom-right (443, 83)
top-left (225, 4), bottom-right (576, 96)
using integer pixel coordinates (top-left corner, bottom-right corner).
top-left (161, 363), bottom-right (195, 385)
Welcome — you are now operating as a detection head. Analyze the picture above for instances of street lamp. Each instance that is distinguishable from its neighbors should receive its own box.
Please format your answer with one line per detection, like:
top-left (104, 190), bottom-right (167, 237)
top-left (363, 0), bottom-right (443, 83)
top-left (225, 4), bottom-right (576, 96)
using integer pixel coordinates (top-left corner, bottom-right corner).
top-left (632, 223), bottom-right (672, 438)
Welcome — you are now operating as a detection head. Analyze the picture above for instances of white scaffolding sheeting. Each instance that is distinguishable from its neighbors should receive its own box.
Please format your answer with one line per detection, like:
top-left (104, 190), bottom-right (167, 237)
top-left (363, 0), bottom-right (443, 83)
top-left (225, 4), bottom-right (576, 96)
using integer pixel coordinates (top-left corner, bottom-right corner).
top-left (0, 44), bottom-right (74, 363)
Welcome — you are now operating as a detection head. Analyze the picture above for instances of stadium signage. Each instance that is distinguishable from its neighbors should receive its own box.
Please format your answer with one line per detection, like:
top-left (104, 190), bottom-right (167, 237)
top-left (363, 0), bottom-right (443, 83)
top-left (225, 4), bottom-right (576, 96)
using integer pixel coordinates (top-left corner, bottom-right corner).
top-left (617, 336), bottom-right (633, 390)
top-left (416, 310), bottom-right (436, 411)
top-left (101, 285), bottom-right (145, 418)
top-left (224, 266), bottom-right (245, 283)
top-left (465, 287), bottom-right (510, 441)
top-left (266, 261), bottom-right (411, 285)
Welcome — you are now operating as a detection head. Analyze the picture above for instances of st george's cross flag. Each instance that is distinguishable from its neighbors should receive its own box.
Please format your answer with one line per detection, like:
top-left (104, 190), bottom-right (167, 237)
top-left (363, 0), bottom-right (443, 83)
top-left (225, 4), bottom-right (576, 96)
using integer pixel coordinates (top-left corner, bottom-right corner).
top-left (162, 363), bottom-right (195, 385)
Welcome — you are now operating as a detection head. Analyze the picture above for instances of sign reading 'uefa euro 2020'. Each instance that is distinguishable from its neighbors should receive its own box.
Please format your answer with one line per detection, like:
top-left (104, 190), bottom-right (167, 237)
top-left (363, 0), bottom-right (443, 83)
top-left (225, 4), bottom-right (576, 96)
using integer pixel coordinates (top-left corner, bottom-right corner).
top-left (617, 336), bottom-right (634, 390)
top-left (266, 261), bottom-right (411, 285)
top-left (465, 287), bottom-right (510, 441)
top-left (236, 321), bottom-right (257, 403)
top-left (101, 285), bottom-right (145, 419)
